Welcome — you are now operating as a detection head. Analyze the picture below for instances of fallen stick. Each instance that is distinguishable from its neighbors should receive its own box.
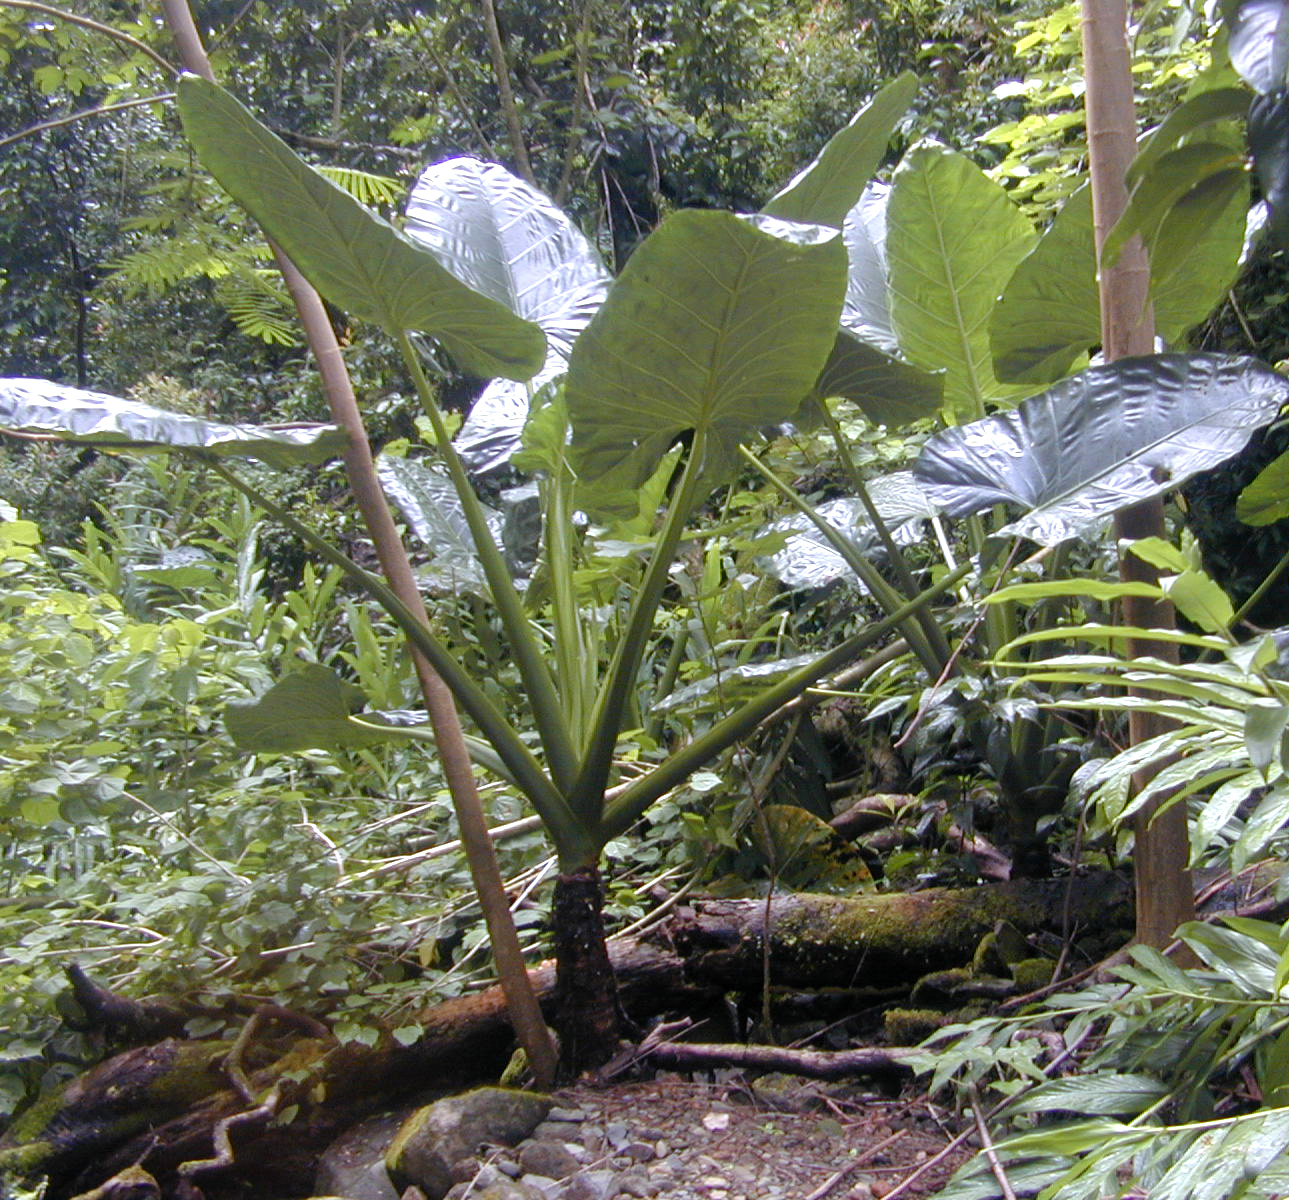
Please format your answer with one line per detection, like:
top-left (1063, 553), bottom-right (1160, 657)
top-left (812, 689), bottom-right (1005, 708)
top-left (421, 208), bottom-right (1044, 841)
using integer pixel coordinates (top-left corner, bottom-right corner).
top-left (644, 1040), bottom-right (915, 1080)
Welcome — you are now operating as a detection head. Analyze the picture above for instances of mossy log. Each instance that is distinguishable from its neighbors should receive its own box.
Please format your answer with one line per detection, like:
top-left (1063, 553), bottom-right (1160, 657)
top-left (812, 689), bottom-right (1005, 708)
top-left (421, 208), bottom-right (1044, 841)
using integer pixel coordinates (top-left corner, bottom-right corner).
top-left (3, 873), bottom-right (1131, 1200)
top-left (664, 871), bottom-right (1133, 990)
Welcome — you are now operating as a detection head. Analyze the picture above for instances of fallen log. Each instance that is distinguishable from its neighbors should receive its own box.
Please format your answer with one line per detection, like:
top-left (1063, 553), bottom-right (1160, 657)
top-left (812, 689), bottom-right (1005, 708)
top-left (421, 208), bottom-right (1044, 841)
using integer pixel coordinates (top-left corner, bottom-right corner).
top-left (3, 872), bottom-right (1132, 1199)
top-left (664, 871), bottom-right (1133, 990)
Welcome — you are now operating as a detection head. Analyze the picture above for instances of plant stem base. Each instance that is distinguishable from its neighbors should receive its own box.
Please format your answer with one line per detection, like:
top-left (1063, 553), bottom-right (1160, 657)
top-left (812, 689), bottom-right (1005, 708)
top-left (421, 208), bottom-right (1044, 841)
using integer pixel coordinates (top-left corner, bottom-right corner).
top-left (553, 865), bottom-right (621, 1075)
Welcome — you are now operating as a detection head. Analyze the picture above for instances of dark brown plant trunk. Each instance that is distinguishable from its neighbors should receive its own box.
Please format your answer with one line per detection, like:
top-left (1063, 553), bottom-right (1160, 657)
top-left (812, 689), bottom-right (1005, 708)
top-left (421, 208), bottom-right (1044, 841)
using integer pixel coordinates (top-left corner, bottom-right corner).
top-left (552, 866), bottom-right (621, 1075)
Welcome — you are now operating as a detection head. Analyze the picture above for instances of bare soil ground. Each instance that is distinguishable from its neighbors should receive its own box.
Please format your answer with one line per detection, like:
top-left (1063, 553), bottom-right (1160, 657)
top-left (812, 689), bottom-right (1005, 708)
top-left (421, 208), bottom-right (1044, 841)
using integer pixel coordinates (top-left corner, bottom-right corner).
top-left (552, 1075), bottom-right (972, 1200)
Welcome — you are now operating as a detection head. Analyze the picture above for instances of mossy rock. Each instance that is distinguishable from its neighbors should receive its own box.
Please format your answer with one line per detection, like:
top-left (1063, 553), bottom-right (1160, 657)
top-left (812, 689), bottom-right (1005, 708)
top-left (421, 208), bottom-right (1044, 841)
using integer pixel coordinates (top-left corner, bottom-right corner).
top-left (386, 1087), bottom-right (552, 1199)
top-left (1010, 957), bottom-right (1055, 991)
top-left (884, 1008), bottom-right (952, 1045)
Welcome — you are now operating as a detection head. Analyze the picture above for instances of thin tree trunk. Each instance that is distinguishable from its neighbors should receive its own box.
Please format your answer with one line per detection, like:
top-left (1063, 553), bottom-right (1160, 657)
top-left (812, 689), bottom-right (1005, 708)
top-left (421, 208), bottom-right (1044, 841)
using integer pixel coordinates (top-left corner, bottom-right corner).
top-left (478, 0), bottom-right (537, 185)
top-left (1079, 0), bottom-right (1196, 948)
top-left (158, 0), bottom-right (557, 1088)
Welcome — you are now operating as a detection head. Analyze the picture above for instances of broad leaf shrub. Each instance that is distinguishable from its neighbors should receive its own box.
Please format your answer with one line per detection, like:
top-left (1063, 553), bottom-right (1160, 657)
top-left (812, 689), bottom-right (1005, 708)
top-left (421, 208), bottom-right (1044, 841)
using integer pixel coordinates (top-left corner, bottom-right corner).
top-left (914, 919), bottom-right (1289, 1200)
top-left (0, 473), bottom-right (553, 1127)
top-left (913, 538), bottom-right (1289, 1197)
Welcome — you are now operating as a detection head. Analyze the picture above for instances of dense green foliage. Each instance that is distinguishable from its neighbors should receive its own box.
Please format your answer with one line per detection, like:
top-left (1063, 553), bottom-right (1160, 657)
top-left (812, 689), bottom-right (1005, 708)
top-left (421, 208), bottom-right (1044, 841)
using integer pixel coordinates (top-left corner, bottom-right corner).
top-left (7, 0), bottom-right (1289, 1195)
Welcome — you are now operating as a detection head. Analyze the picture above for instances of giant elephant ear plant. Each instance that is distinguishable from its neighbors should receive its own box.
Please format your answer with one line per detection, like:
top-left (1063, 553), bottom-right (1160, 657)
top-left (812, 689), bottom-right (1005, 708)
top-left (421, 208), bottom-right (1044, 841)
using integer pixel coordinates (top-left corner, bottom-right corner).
top-left (0, 73), bottom-right (966, 1073)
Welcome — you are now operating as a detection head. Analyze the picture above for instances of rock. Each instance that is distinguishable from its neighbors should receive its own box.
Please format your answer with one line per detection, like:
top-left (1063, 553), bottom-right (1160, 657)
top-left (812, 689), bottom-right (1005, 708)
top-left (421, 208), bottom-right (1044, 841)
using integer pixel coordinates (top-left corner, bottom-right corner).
top-left (315, 1110), bottom-right (405, 1200)
top-left (557, 1168), bottom-right (620, 1200)
top-left (522, 1176), bottom-right (560, 1199)
top-left (546, 1107), bottom-right (587, 1122)
top-left (615, 1165), bottom-right (658, 1198)
top-left (473, 1185), bottom-right (548, 1200)
top-left (386, 1088), bottom-right (553, 1200)
top-left (518, 1140), bottom-right (583, 1179)
top-left (444, 1184), bottom-right (545, 1200)
top-left (452, 1162), bottom-right (502, 1189)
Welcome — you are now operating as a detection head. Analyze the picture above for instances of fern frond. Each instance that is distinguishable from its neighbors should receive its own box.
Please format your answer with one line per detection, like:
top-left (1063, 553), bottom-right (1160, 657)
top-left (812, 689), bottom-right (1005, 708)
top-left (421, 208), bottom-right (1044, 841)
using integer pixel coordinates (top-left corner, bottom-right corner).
top-left (108, 219), bottom-right (255, 294)
top-left (318, 165), bottom-right (405, 208)
top-left (212, 270), bottom-right (299, 346)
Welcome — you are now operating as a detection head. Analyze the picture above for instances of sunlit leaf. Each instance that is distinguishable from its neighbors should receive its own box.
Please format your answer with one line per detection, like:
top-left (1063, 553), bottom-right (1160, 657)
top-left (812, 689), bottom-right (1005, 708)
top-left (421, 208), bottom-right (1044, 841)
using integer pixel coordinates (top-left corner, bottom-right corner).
top-left (887, 143), bottom-right (1034, 421)
top-left (762, 72), bottom-right (918, 228)
top-left (915, 354), bottom-right (1289, 545)
top-left (176, 76), bottom-right (545, 380)
top-left (402, 158), bottom-right (611, 472)
top-left (0, 378), bottom-right (346, 469)
top-left (566, 211), bottom-right (846, 504)
top-left (1226, 0), bottom-right (1289, 94)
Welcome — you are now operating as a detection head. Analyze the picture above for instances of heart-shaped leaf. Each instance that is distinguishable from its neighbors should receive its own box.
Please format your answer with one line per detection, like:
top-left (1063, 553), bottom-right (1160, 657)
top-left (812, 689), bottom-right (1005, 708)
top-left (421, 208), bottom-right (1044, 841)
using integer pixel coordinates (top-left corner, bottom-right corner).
top-left (565, 211), bottom-right (847, 503)
top-left (402, 158), bottom-right (612, 471)
top-left (915, 353), bottom-right (1289, 545)
top-left (992, 182), bottom-right (1247, 386)
top-left (0, 378), bottom-right (346, 468)
top-left (176, 76), bottom-right (545, 380)
top-left (886, 143), bottom-right (1035, 422)
top-left (762, 72), bottom-right (918, 228)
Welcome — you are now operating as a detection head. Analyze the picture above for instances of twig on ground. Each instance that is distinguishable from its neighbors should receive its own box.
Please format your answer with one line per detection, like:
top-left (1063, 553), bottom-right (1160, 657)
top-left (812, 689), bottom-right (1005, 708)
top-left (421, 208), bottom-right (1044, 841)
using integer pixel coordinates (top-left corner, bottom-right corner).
top-left (803, 1128), bottom-right (909, 1200)
top-left (970, 1085), bottom-right (1018, 1200)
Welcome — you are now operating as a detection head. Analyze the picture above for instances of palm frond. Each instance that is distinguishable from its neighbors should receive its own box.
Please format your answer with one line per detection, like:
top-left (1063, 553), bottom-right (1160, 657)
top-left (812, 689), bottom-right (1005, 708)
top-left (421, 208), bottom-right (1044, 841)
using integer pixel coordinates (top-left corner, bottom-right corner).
top-left (317, 165), bottom-right (405, 208)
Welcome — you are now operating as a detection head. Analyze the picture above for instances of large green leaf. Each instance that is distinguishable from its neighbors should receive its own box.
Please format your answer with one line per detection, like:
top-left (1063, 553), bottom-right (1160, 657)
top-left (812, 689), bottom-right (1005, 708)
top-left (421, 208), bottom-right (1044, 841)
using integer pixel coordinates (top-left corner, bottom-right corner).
top-left (175, 76), bottom-right (545, 381)
top-left (1149, 162), bottom-right (1247, 289)
top-left (1128, 87), bottom-right (1252, 184)
top-left (565, 211), bottom-right (847, 499)
top-left (886, 143), bottom-right (1035, 422)
top-left (761, 72), bottom-right (918, 228)
top-left (915, 353), bottom-right (1289, 545)
top-left (990, 186), bottom-right (1100, 386)
top-left (839, 182), bottom-right (897, 353)
top-left (815, 330), bottom-right (943, 425)
top-left (0, 378), bottom-right (346, 469)
top-left (1237, 443), bottom-right (1289, 523)
top-left (226, 665), bottom-right (393, 752)
top-left (1104, 142), bottom-right (1246, 266)
top-left (992, 182), bottom-right (1247, 386)
top-left (402, 157), bottom-right (612, 472)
